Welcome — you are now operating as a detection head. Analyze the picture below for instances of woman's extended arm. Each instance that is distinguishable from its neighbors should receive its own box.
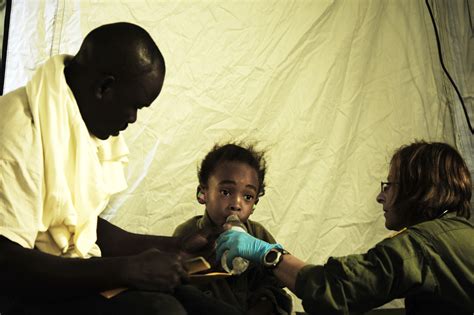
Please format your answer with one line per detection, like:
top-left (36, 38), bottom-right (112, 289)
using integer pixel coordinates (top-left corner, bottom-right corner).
top-left (272, 254), bottom-right (306, 292)
top-left (216, 230), bottom-right (306, 293)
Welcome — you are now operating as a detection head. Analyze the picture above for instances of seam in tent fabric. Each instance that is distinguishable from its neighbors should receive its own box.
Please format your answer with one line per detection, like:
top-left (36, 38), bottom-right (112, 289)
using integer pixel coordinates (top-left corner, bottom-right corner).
top-left (425, 0), bottom-right (474, 134)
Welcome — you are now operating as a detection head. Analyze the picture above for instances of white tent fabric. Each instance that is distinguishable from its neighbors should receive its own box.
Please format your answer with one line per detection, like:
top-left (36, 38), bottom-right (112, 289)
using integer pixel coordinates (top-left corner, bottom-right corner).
top-left (4, 0), bottom-right (471, 311)
top-left (428, 0), bottom-right (474, 199)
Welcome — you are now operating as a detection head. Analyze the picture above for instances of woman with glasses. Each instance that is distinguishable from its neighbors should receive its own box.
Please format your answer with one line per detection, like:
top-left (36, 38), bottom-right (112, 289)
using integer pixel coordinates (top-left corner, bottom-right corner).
top-left (216, 141), bottom-right (473, 314)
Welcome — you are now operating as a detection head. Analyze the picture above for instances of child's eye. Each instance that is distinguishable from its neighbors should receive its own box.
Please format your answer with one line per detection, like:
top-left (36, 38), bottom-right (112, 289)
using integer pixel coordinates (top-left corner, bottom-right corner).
top-left (244, 194), bottom-right (254, 201)
top-left (220, 189), bottom-right (230, 196)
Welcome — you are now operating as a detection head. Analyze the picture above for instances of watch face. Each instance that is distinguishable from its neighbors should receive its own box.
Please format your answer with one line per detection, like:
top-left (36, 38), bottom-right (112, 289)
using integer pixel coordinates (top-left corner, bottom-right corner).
top-left (265, 250), bottom-right (279, 263)
top-left (264, 249), bottom-right (283, 268)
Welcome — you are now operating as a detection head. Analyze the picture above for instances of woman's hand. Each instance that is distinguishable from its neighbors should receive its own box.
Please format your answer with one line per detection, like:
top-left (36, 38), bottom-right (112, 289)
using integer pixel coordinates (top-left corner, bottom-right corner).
top-left (216, 230), bottom-right (282, 267)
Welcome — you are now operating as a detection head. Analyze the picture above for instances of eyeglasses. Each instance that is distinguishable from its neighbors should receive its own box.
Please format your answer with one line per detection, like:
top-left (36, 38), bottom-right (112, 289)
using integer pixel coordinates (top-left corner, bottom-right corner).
top-left (380, 181), bottom-right (398, 193)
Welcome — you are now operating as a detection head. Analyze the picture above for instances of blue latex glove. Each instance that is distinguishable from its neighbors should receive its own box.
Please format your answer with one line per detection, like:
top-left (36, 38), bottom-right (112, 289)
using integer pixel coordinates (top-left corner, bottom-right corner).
top-left (216, 230), bottom-right (283, 267)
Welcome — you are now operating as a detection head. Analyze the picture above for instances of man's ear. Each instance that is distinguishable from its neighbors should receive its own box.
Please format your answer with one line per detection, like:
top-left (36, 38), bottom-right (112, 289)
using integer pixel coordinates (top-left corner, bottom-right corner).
top-left (94, 75), bottom-right (115, 99)
top-left (196, 185), bottom-right (206, 204)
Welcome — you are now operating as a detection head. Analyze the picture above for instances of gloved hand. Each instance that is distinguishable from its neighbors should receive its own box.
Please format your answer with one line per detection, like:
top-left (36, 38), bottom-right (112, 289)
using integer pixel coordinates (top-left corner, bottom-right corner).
top-left (216, 230), bottom-right (282, 267)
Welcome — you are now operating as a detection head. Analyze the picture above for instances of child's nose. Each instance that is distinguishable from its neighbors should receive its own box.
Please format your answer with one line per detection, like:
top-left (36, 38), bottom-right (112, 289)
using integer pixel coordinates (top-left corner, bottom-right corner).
top-left (229, 196), bottom-right (242, 211)
top-left (229, 204), bottom-right (241, 211)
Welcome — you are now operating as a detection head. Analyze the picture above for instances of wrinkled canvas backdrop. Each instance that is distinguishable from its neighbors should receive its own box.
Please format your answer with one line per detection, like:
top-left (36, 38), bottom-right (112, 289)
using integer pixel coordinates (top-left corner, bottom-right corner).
top-left (6, 0), bottom-right (470, 311)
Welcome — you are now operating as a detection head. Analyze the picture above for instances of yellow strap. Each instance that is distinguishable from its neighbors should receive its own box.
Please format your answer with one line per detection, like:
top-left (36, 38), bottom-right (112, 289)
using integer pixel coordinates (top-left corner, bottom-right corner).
top-left (389, 227), bottom-right (407, 238)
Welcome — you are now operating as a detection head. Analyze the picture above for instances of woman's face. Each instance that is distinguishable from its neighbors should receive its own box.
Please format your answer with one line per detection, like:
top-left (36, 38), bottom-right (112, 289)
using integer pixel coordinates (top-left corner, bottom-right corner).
top-left (376, 164), bottom-right (407, 231)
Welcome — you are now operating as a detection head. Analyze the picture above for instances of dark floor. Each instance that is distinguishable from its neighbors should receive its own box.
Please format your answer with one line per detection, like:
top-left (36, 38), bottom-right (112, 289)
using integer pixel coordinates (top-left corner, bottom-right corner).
top-left (365, 309), bottom-right (405, 315)
top-left (296, 308), bottom-right (405, 315)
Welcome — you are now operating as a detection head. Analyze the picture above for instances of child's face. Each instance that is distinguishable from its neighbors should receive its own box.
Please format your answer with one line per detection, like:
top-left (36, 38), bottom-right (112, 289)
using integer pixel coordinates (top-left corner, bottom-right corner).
top-left (202, 161), bottom-right (259, 226)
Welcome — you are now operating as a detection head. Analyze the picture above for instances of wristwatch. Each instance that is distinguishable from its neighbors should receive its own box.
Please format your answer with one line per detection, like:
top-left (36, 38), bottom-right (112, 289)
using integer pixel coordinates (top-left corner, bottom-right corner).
top-left (262, 248), bottom-right (289, 269)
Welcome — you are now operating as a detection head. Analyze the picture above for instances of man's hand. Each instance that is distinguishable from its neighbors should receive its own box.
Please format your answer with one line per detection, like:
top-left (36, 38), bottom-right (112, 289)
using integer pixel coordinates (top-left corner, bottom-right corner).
top-left (178, 225), bottom-right (224, 259)
top-left (216, 230), bottom-right (282, 267)
top-left (124, 248), bottom-right (188, 292)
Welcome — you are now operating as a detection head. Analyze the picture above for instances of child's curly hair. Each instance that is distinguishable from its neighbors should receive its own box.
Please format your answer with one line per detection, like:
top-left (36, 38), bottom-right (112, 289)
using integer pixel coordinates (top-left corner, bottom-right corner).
top-left (198, 143), bottom-right (267, 198)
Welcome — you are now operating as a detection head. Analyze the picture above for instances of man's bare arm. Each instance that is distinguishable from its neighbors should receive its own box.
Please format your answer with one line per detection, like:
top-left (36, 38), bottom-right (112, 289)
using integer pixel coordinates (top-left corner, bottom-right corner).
top-left (0, 235), bottom-right (186, 296)
top-left (97, 217), bottom-right (219, 258)
top-left (0, 236), bottom-right (127, 295)
top-left (96, 217), bottom-right (180, 256)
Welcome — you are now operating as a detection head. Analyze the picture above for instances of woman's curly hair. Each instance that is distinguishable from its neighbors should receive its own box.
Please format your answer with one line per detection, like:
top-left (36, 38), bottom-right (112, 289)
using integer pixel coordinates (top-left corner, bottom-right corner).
top-left (390, 141), bottom-right (471, 224)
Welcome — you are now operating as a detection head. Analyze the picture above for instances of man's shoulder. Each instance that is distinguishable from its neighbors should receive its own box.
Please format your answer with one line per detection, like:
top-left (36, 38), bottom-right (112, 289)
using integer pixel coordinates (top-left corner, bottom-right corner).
top-left (0, 87), bottom-right (39, 160)
top-left (0, 87), bottom-right (32, 127)
top-left (0, 87), bottom-right (30, 119)
top-left (0, 86), bottom-right (28, 99)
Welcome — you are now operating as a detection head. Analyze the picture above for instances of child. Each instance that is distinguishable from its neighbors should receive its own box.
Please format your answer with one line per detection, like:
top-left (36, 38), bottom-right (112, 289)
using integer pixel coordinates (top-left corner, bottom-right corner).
top-left (173, 143), bottom-right (292, 315)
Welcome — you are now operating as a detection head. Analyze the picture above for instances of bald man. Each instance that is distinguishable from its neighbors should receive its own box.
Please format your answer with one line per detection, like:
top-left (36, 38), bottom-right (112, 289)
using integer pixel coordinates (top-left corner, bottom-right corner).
top-left (0, 22), bottom-right (213, 315)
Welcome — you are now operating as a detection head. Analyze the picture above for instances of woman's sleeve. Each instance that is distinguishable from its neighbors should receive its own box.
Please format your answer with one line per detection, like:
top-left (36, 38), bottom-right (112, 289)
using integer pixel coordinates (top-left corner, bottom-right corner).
top-left (294, 231), bottom-right (433, 314)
